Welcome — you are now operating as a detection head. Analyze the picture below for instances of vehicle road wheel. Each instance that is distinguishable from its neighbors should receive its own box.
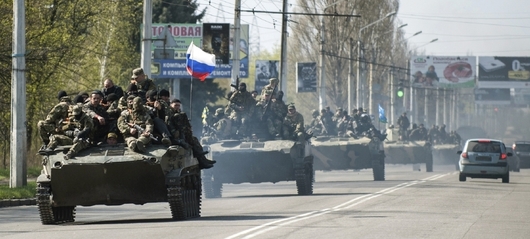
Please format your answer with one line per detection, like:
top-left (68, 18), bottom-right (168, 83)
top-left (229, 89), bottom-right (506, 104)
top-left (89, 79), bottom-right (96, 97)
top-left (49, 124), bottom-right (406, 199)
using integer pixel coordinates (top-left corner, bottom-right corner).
top-left (459, 173), bottom-right (466, 182)
top-left (426, 156), bottom-right (433, 172)
top-left (202, 171), bottom-right (222, 198)
top-left (372, 156), bottom-right (385, 181)
top-left (295, 164), bottom-right (313, 195)
top-left (502, 172), bottom-right (509, 183)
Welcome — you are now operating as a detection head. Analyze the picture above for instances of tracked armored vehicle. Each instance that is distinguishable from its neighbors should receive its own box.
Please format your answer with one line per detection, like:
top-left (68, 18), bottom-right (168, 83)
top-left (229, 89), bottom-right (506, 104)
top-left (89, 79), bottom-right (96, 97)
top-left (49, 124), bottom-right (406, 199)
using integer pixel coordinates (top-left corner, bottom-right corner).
top-left (384, 128), bottom-right (434, 172)
top-left (432, 143), bottom-right (460, 169)
top-left (36, 143), bottom-right (201, 225)
top-left (311, 135), bottom-right (385, 181)
top-left (201, 139), bottom-right (313, 198)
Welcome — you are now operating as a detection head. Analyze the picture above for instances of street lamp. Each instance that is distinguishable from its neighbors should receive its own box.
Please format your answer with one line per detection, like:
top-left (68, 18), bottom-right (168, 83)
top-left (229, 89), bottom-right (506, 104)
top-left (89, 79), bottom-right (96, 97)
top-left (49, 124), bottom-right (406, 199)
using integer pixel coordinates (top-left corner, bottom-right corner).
top-left (409, 38), bottom-right (439, 53)
top-left (355, 11), bottom-right (396, 114)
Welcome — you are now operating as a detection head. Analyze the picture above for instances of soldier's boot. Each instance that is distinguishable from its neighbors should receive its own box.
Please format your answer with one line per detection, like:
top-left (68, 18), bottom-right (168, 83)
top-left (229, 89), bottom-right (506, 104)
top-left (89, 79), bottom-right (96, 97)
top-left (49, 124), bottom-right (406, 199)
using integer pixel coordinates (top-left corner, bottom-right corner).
top-left (39, 142), bottom-right (57, 155)
top-left (197, 154), bottom-right (214, 169)
top-left (136, 140), bottom-right (146, 153)
top-left (172, 139), bottom-right (190, 149)
top-left (128, 140), bottom-right (137, 151)
top-left (161, 133), bottom-right (172, 146)
top-left (64, 150), bottom-right (75, 160)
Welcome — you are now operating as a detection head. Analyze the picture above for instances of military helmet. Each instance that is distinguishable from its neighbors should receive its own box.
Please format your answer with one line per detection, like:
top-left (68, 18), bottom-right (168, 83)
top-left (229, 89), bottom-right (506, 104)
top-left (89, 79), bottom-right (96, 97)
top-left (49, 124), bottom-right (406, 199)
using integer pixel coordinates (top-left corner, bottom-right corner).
top-left (360, 113), bottom-right (370, 123)
top-left (269, 78), bottom-right (279, 84)
top-left (312, 109), bottom-right (319, 117)
top-left (288, 103), bottom-right (296, 110)
top-left (71, 105), bottom-right (83, 116)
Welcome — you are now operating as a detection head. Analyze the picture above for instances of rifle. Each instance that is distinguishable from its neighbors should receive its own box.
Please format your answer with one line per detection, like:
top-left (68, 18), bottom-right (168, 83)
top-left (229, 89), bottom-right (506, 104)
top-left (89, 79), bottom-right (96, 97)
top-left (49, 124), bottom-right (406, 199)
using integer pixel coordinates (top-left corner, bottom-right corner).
top-left (260, 83), bottom-right (277, 121)
top-left (318, 116), bottom-right (329, 135)
top-left (230, 76), bottom-right (240, 90)
top-left (127, 122), bottom-right (158, 141)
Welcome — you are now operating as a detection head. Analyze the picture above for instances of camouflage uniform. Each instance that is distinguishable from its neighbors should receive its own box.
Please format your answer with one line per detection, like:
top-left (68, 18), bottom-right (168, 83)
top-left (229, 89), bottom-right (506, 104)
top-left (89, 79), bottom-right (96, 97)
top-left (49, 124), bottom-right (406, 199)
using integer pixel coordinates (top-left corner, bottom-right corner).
top-left (46, 105), bottom-right (93, 159)
top-left (212, 108), bottom-right (232, 139)
top-left (117, 97), bottom-right (153, 152)
top-left (83, 100), bottom-right (111, 144)
top-left (260, 78), bottom-right (279, 98)
top-left (37, 96), bottom-right (71, 145)
top-left (255, 92), bottom-right (281, 137)
top-left (307, 110), bottom-right (323, 136)
top-left (226, 83), bottom-right (255, 136)
top-left (282, 104), bottom-right (305, 143)
top-left (169, 108), bottom-right (215, 169)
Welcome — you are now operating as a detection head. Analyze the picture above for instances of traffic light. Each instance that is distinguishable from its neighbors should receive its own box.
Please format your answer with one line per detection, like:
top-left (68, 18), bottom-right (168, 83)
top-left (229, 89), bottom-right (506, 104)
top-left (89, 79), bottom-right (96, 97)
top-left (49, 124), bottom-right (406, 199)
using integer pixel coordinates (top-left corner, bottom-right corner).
top-left (396, 81), bottom-right (404, 98)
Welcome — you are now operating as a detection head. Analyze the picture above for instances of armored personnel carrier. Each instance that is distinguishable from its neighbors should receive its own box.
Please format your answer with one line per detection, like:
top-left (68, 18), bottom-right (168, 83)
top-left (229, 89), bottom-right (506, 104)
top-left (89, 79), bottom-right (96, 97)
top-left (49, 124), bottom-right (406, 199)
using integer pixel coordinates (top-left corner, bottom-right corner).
top-left (36, 143), bottom-right (201, 224)
top-left (384, 128), bottom-right (433, 172)
top-left (433, 143), bottom-right (460, 169)
top-left (311, 135), bottom-right (385, 181)
top-left (201, 139), bottom-right (313, 198)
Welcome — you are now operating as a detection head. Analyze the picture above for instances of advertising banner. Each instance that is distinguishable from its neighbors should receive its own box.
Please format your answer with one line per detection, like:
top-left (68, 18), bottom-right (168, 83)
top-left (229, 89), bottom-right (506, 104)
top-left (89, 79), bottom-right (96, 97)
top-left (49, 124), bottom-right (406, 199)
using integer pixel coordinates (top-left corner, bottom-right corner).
top-left (474, 88), bottom-right (511, 105)
top-left (202, 23), bottom-right (230, 64)
top-left (478, 56), bottom-right (530, 88)
top-left (151, 24), bottom-right (250, 79)
top-left (410, 56), bottom-right (476, 88)
top-left (151, 24), bottom-right (203, 60)
top-left (255, 60), bottom-right (280, 93)
top-left (296, 62), bottom-right (317, 93)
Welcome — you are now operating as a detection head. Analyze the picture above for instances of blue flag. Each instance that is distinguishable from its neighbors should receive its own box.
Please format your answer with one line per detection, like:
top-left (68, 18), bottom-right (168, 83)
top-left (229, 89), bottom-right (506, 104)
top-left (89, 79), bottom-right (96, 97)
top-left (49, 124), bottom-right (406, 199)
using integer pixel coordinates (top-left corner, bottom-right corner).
top-left (378, 104), bottom-right (388, 123)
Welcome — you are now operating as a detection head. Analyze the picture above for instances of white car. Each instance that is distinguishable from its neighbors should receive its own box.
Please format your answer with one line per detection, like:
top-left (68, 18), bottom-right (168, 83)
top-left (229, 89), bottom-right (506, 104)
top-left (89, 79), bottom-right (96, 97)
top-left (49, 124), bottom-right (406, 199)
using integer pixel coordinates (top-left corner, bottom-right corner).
top-left (457, 139), bottom-right (512, 183)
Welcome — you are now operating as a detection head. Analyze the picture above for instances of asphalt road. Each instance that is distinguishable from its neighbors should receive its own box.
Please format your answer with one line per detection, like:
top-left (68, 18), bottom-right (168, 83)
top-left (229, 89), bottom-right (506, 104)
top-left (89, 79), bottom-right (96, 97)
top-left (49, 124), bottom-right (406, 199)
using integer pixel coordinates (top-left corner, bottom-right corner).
top-left (1, 164), bottom-right (529, 239)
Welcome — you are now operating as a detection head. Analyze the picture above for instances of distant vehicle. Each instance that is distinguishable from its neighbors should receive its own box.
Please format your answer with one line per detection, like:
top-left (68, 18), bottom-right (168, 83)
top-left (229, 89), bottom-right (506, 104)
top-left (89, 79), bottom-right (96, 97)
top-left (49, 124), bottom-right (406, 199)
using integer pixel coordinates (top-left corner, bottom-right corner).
top-left (512, 141), bottom-right (530, 169)
top-left (456, 126), bottom-right (488, 142)
top-left (506, 147), bottom-right (520, 172)
top-left (457, 139), bottom-right (511, 183)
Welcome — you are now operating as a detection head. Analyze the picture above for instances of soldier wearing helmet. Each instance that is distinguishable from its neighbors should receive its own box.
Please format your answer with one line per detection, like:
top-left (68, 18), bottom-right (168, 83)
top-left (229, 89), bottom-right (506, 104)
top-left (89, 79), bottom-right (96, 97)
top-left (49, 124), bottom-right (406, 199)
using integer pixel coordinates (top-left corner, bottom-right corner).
top-left (307, 109), bottom-right (323, 136)
top-left (212, 107), bottom-right (232, 139)
top-left (37, 90), bottom-right (72, 149)
top-left (226, 82), bottom-right (255, 137)
top-left (40, 104), bottom-right (94, 160)
top-left (282, 103), bottom-right (305, 143)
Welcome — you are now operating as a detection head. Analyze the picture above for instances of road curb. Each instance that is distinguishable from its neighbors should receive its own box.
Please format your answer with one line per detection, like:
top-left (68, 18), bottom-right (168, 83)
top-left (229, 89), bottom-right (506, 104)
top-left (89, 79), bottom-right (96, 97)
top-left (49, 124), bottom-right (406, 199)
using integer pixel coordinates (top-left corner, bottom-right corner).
top-left (0, 198), bottom-right (36, 208)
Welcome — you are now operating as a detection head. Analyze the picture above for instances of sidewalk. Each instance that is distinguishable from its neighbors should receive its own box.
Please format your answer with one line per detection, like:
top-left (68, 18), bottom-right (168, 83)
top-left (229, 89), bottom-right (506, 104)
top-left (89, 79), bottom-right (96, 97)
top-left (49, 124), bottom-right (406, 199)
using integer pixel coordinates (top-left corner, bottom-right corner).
top-left (0, 178), bottom-right (37, 208)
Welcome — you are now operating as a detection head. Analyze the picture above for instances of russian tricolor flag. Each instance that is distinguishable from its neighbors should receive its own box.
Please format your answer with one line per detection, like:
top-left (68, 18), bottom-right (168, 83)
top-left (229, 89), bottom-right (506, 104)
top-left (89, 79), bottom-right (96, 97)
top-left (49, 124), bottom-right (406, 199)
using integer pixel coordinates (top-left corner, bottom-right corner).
top-left (186, 42), bottom-right (216, 81)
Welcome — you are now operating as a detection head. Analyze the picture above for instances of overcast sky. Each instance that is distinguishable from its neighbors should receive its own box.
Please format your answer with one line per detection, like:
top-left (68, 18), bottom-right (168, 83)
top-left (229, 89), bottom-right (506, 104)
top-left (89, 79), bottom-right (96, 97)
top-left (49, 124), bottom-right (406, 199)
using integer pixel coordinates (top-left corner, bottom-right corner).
top-left (197, 0), bottom-right (530, 57)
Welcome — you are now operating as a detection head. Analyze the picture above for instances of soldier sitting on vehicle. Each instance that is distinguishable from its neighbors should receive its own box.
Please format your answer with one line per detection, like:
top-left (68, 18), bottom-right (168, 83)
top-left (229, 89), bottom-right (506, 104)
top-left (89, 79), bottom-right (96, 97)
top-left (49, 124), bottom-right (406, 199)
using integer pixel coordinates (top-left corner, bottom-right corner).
top-left (307, 109), bottom-right (323, 136)
top-left (226, 82), bottom-right (255, 138)
top-left (118, 97), bottom-right (154, 153)
top-left (255, 90), bottom-right (283, 138)
top-left (144, 90), bottom-right (172, 146)
top-left (282, 104), bottom-right (306, 143)
top-left (41, 105), bottom-right (93, 160)
top-left (211, 108), bottom-right (233, 139)
top-left (168, 99), bottom-right (216, 169)
top-left (38, 90), bottom-right (72, 150)
top-left (409, 123), bottom-right (428, 141)
top-left (448, 130), bottom-right (461, 145)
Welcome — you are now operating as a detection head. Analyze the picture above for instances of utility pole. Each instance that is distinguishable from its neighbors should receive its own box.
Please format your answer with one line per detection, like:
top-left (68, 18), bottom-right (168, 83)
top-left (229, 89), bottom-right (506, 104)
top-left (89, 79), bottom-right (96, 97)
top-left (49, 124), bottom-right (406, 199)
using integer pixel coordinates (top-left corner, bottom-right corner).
top-left (279, 0), bottom-right (289, 99)
top-left (11, 0), bottom-right (27, 187)
top-left (319, 19), bottom-right (326, 111)
top-left (348, 38), bottom-right (354, 114)
top-left (231, 0), bottom-right (241, 86)
top-left (356, 40), bottom-right (362, 109)
top-left (389, 68), bottom-right (394, 125)
top-left (141, 0), bottom-right (152, 77)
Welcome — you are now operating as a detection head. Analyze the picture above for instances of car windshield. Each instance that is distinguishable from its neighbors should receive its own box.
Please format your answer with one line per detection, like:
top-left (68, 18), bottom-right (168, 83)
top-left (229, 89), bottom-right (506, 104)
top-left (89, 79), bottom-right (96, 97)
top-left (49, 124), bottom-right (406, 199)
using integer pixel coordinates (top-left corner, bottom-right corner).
top-left (515, 144), bottom-right (530, 151)
top-left (467, 141), bottom-right (501, 153)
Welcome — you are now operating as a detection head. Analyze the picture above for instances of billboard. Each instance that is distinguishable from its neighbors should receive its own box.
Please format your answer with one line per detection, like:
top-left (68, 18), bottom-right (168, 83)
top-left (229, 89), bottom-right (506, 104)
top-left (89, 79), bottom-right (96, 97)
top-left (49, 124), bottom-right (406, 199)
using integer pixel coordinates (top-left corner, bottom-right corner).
top-left (151, 24), bottom-right (249, 79)
top-left (296, 62), bottom-right (317, 93)
top-left (474, 88), bottom-right (511, 105)
top-left (410, 56), bottom-right (476, 88)
top-left (478, 56), bottom-right (530, 88)
top-left (255, 60), bottom-right (279, 93)
top-left (203, 23), bottom-right (230, 64)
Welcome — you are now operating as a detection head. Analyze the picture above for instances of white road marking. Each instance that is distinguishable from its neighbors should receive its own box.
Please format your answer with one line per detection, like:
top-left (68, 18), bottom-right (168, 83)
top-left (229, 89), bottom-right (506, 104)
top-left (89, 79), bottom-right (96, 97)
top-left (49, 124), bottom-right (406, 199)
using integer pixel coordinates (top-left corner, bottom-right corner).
top-left (225, 173), bottom-right (451, 239)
